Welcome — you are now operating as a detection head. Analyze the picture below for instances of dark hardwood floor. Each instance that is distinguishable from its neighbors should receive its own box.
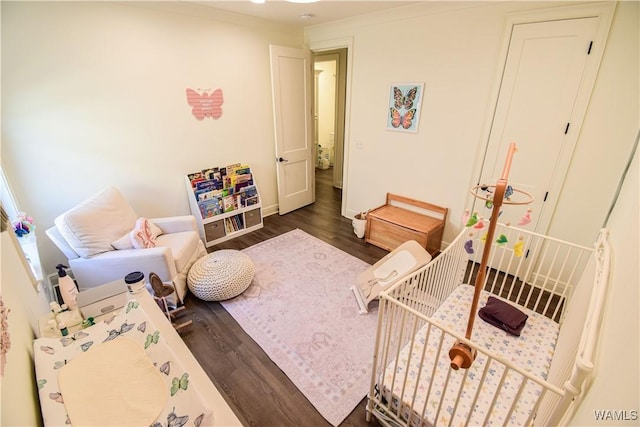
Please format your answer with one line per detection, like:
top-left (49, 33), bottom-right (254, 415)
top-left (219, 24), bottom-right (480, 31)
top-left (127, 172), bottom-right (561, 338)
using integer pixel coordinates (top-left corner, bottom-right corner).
top-left (181, 167), bottom-right (388, 427)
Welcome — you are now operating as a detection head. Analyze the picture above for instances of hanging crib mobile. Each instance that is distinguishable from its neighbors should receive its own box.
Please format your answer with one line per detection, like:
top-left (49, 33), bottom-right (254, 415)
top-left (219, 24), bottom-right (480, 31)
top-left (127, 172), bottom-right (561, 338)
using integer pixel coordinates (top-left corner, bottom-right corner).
top-left (450, 142), bottom-right (534, 370)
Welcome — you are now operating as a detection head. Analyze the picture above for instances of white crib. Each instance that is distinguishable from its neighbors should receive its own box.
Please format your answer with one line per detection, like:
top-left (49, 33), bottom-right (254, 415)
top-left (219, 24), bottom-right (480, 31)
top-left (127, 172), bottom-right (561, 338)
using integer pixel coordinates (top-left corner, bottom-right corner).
top-left (366, 224), bottom-right (610, 427)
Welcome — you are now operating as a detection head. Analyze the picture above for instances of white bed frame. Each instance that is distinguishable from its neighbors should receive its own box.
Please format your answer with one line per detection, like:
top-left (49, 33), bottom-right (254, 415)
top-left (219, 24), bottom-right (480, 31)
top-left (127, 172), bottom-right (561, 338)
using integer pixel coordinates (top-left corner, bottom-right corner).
top-left (366, 224), bottom-right (610, 427)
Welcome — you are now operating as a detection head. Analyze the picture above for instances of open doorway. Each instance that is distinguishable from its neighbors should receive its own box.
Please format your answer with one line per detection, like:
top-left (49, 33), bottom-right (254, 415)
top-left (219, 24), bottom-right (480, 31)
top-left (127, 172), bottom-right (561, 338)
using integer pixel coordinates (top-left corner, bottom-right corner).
top-left (313, 48), bottom-right (347, 203)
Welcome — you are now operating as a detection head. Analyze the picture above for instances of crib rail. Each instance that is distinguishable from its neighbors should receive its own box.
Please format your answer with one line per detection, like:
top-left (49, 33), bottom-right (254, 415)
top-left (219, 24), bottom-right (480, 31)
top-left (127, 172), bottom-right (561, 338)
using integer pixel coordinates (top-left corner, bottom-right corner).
top-left (385, 223), bottom-right (593, 324)
top-left (366, 226), bottom-right (608, 427)
top-left (369, 297), bottom-right (565, 427)
top-left (536, 229), bottom-right (611, 426)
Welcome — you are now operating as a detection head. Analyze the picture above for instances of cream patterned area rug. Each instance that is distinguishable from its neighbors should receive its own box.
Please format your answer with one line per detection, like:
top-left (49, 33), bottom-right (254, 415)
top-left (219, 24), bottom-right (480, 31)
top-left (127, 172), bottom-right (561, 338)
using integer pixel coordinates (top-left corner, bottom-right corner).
top-left (220, 229), bottom-right (379, 426)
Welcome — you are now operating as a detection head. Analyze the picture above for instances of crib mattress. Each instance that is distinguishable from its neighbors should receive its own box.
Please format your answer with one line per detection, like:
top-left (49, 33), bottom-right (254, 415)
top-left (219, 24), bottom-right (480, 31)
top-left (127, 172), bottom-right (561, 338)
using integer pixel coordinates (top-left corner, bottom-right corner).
top-left (34, 299), bottom-right (213, 427)
top-left (380, 284), bottom-right (559, 427)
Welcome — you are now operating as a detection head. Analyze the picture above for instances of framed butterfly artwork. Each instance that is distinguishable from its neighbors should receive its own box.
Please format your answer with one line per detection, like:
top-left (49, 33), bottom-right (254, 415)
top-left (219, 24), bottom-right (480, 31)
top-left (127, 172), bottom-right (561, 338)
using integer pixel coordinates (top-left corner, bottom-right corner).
top-left (386, 82), bottom-right (424, 133)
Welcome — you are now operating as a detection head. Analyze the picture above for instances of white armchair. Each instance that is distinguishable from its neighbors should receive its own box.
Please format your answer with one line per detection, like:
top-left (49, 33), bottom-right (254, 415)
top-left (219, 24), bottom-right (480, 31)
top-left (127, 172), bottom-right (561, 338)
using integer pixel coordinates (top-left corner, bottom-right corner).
top-left (45, 186), bottom-right (206, 302)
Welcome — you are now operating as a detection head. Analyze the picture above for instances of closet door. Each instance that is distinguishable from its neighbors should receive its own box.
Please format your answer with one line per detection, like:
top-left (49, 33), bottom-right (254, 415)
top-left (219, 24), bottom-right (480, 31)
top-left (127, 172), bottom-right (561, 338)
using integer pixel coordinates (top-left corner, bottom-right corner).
top-left (476, 18), bottom-right (599, 234)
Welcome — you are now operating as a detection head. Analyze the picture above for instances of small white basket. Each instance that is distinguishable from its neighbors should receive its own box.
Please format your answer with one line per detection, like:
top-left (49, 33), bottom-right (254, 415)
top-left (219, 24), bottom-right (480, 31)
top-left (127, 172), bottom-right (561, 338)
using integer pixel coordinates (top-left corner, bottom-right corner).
top-left (352, 212), bottom-right (367, 239)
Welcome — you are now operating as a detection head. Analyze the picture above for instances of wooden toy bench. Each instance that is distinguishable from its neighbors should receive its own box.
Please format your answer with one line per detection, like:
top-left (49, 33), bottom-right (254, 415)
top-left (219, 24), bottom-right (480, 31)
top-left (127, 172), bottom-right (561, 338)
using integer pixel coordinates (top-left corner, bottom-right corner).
top-left (365, 193), bottom-right (448, 255)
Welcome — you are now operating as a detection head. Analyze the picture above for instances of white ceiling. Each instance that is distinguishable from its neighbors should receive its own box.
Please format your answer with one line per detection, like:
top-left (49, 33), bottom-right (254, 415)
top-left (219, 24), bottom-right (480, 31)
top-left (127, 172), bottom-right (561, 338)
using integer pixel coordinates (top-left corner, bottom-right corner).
top-left (188, 0), bottom-right (422, 28)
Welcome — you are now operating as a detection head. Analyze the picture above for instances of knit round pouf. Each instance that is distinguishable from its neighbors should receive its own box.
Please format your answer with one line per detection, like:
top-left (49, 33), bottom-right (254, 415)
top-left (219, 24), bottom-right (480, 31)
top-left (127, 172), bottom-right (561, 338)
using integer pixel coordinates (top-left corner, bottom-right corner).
top-left (187, 250), bottom-right (255, 301)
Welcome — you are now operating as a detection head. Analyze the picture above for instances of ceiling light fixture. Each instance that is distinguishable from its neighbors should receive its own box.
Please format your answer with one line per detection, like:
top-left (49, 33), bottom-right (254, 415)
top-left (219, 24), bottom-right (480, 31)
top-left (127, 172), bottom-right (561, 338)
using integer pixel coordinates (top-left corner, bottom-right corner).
top-left (250, 0), bottom-right (266, 4)
top-left (286, 0), bottom-right (320, 4)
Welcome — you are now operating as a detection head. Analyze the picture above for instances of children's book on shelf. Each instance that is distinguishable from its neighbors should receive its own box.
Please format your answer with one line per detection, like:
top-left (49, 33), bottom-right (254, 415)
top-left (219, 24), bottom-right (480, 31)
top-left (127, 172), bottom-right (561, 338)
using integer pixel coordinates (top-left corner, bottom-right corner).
top-left (187, 163), bottom-right (259, 220)
top-left (189, 176), bottom-right (206, 189)
top-left (201, 167), bottom-right (221, 181)
top-left (224, 215), bottom-right (243, 233)
top-left (233, 174), bottom-right (253, 192)
top-left (245, 195), bottom-right (259, 206)
top-left (241, 185), bottom-right (258, 205)
top-left (186, 163), bottom-right (262, 246)
top-left (188, 172), bottom-right (202, 182)
top-left (196, 179), bottom-right (223, 191)
top-left (198, 197), bottom-right (222, 218)
top-left (195, 183), bottom-right (224, 201)
top-left (235, 194), bottom-right (245, 208)
top-left (226, 163), bottom-right (241, 173)
top-left (227, 163), bottom-right (250, 176)
top-left (197, 189), bottom-right (218, 201)
top-left (222, 195), bottom-right (235, 213)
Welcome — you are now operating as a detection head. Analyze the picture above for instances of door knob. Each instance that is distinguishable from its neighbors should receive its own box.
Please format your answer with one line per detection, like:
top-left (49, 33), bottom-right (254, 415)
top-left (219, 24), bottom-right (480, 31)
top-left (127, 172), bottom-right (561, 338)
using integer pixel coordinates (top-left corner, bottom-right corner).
top-left (276, 157), bottom-right (288, 163)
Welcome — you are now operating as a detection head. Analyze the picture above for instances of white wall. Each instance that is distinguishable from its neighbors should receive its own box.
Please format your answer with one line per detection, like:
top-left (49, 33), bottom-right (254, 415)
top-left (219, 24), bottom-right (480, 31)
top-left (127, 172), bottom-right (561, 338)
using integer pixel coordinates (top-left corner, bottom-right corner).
top-left (1, 1), bottom-right (303, 278)
top-left (549, 1), bottom-right (640, 245)
top-left (1, 229), bottom-right (51, 426)
top-left (569, 142), bottom-right (639, 426)
top-left (3, 1), bottom-right (636, 274)
top-left (306, 1), bottom-right (638, 248)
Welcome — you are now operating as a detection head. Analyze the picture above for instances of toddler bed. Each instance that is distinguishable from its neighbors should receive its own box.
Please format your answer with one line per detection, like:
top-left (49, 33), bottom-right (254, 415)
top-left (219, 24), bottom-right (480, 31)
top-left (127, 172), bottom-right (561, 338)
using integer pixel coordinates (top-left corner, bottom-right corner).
top-left (366, 224), bottom-right (610, 427)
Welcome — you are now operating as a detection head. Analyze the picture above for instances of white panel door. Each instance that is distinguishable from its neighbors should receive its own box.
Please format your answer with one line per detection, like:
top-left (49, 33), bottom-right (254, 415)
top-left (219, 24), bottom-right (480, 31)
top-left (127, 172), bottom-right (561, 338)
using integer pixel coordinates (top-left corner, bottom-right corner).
top-left (269, 45), bottom-right (314, 215)
top-left (476, 18), bottom-right (599, 234)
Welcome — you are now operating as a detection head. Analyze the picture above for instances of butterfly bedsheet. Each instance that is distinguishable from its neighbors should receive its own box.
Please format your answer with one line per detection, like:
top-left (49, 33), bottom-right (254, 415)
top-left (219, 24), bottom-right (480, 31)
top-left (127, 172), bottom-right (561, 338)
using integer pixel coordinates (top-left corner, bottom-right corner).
top-left (33, 300), bottom-right (213, 427)
top-left (380, 284), bottom-right (560, 427)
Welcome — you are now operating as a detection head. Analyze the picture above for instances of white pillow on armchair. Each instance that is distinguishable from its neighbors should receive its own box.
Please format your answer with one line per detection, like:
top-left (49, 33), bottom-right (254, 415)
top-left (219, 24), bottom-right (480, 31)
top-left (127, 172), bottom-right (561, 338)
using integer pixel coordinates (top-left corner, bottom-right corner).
top-left (54, 187), bottom-right (137, 258)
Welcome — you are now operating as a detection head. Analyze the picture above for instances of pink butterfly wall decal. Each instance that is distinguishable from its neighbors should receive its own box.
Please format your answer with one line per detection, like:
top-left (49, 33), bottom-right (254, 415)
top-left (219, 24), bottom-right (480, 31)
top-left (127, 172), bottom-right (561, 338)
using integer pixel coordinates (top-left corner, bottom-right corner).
top-left (186, 88), bottom-right (224, 120)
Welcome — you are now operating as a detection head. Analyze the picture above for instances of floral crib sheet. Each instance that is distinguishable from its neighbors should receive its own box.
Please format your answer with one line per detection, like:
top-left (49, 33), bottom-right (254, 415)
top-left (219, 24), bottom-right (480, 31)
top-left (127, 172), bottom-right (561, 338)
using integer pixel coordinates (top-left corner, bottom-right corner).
top-left (33, 300), bottom-right (213, 427)
top-left (381, 284), bottom-right (560, 427)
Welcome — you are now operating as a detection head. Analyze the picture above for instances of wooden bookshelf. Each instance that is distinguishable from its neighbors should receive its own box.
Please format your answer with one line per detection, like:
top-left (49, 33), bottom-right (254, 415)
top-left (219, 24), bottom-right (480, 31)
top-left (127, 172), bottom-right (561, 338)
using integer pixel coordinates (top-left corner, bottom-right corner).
top-left (185, 164), bottom-right (263, 248)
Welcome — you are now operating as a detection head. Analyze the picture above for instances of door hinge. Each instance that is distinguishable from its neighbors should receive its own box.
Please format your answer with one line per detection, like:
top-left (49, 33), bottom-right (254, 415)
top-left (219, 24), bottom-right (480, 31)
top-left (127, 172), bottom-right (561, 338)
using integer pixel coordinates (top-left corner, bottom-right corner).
top-left (543, 191), bottom-right (549, 202)
top-left (565, 123), bottom-right (570, 134)
top-left (587, 41), bottom-right (593, 55)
